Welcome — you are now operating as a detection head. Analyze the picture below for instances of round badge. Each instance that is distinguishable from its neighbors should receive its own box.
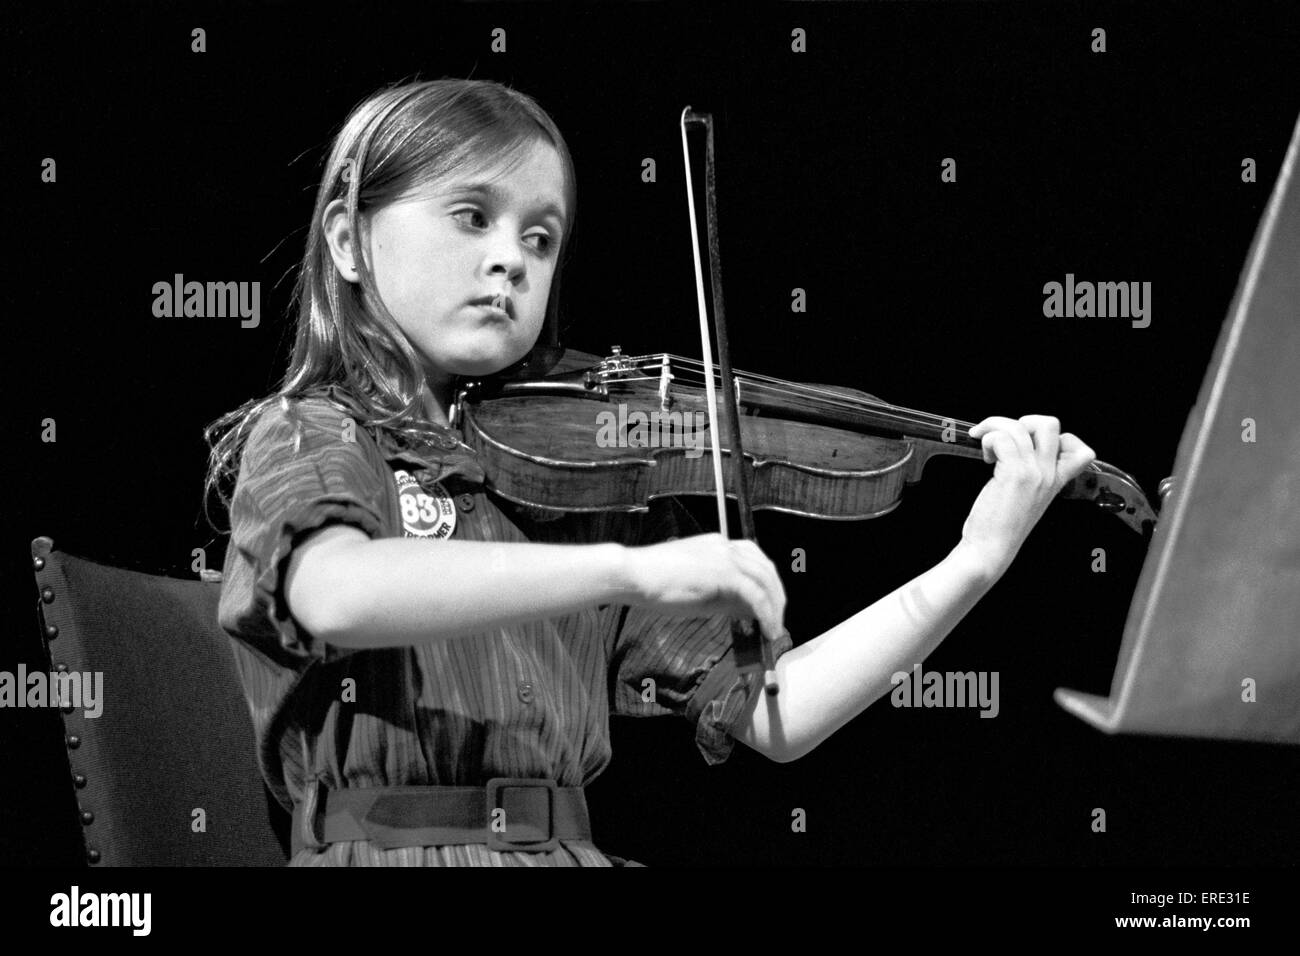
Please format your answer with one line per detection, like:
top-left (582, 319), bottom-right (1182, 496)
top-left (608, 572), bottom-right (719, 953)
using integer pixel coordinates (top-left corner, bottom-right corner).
top-left (394, 469), bottom-right (457, 539)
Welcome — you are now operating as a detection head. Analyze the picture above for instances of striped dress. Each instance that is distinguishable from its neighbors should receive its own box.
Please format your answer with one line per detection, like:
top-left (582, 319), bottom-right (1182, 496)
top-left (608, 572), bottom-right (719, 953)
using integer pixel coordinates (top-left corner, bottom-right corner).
top-left (216, 383), bottom-right (793, 866)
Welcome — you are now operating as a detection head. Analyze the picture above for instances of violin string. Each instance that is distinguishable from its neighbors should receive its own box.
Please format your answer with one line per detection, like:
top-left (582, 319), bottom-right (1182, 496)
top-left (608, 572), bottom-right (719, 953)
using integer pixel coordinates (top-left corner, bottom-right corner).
top-left (593, 359), bottom-right (1105, 475)
top-left (600, 357), bottom-right (977, 439)
top-left (601, 370), bottom-right (968, 440)
top-left (660, 354), bottom-right (978, 432)
top-left (603, 363), bottom-right (945, 428)
top-left (619, 353), bottom-right (967, 429)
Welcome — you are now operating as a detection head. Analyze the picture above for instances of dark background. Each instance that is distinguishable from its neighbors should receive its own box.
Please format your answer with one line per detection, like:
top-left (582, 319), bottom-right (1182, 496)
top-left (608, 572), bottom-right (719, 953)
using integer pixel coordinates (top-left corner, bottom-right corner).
top-left (4, 0), bottom-right (1298, 867)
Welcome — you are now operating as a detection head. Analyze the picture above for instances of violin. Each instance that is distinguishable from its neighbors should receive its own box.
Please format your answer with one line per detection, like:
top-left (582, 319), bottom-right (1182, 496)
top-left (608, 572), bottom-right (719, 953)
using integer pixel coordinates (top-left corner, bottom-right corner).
top-left (452, 347), bottom-right (1160, 537)
top-left (452, 106), bottom-right (1165, 697)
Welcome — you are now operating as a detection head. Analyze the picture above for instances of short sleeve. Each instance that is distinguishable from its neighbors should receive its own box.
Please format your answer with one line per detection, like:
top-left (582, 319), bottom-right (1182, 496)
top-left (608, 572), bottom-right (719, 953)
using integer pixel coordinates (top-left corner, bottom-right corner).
top-left (610, 609), bottom-right (794, 766)
top-left (217, 397), bottom-right (391, 670)
top-left (608, 498), bottom-right (795, 765)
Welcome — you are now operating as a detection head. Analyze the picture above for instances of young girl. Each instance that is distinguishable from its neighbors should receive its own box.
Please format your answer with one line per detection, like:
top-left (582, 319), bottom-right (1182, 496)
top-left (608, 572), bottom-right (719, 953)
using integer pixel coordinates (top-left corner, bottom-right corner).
top-left (205, 77), bottom-right (1096, 867)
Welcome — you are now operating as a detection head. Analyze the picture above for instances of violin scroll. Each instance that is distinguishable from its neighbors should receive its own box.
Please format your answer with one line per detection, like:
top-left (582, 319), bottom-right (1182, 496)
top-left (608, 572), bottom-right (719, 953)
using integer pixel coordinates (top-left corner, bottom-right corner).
top-left (1058, 460), bottom-right (1159, 536)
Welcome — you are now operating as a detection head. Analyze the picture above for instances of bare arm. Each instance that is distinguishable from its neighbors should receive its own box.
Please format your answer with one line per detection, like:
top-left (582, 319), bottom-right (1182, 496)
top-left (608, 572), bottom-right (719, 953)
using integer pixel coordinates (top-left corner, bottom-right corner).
top-left (285, 524), bottom-right (632, 648)
top-left (286, 524), bottom-right (786, 652)
top-left (728, 414), bottom-right (1097, 763)
top-left (729, 542), bottom-right (996, 762)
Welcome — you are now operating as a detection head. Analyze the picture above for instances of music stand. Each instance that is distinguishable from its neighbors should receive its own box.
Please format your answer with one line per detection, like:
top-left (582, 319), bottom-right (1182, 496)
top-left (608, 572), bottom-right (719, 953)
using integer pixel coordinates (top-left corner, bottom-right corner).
top-left (1055, 112), bottom-right (1300, 746)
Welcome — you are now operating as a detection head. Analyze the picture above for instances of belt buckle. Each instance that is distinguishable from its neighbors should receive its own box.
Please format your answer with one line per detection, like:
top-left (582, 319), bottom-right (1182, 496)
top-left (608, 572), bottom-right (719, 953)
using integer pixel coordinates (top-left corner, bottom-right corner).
top-left (485, 778), bottom-right (558, 853)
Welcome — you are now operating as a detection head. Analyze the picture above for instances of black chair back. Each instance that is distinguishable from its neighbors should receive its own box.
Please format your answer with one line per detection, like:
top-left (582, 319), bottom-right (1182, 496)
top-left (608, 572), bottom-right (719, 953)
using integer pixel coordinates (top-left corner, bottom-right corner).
top-left (31, 536), bottom-right (288, 866)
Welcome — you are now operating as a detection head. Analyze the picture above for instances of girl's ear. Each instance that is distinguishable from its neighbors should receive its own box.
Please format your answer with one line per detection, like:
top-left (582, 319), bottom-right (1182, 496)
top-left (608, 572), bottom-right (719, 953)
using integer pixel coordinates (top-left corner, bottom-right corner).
top-left (322, 198), bottom-right (363, 284)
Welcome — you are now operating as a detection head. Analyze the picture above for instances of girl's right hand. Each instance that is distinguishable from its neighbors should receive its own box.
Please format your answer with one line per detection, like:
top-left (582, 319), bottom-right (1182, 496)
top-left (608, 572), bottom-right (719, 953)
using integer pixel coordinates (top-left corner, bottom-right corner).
top-left (620, 533), bottom-right (787, 644)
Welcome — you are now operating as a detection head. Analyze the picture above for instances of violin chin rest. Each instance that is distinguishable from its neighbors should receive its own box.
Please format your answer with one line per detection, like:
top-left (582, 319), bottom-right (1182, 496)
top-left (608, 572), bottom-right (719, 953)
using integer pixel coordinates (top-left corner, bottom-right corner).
top-left (491, 345), bottom-right (567, 382)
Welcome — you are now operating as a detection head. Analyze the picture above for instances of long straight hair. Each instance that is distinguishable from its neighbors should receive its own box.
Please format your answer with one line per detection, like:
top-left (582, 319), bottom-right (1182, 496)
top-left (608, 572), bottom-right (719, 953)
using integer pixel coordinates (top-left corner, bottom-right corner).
top-left (203, 78), bottom-right (577, 529)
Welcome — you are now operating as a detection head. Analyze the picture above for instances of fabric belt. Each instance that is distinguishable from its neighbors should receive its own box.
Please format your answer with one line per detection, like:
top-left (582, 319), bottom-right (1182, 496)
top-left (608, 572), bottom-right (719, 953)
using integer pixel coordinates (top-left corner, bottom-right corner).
top-left (291, 776), bottom-right (592, 855)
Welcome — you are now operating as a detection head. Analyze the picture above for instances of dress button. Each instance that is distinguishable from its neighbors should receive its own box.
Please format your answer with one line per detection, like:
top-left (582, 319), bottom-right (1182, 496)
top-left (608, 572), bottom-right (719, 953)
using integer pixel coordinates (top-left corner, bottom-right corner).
top-left (457, 493), bottom-right (475, 513)
top-left (517, 681), bottom-right (534, 704)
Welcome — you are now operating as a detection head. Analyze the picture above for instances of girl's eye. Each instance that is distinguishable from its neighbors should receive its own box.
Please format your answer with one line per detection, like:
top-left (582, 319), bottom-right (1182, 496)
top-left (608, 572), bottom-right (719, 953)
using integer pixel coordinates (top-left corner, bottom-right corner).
top-left (452, 209), bottom-right (554, 256)
top-left (452, 209), bottom-right (488, 229)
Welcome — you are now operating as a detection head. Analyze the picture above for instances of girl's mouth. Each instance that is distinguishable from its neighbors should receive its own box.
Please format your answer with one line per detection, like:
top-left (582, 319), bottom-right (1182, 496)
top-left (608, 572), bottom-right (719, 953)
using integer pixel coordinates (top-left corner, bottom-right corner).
top-left (469, 294), bottom-right (514, 319)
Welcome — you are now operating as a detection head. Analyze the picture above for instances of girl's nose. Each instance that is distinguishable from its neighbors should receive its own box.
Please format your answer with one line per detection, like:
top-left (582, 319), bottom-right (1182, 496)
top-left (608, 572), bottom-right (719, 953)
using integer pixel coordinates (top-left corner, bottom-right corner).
top-left (484, 231), bottom-right (526, 282)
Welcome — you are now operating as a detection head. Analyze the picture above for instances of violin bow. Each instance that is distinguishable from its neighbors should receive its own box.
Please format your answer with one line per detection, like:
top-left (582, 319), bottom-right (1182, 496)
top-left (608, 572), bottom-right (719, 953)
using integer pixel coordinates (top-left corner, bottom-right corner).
top-left (680, 106), bottom-right (780, 696)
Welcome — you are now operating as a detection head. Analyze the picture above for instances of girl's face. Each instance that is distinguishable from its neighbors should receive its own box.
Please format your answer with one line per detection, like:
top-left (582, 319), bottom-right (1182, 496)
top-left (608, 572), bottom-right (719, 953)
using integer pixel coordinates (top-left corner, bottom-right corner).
top-left (329, 139), bottom-right (568, 390)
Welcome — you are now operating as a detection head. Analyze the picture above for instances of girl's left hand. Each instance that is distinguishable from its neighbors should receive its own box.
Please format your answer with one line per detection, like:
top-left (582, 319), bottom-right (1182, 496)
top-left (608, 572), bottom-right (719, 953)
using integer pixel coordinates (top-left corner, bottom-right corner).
top-left (956, 415), bottom-right (1096, 579)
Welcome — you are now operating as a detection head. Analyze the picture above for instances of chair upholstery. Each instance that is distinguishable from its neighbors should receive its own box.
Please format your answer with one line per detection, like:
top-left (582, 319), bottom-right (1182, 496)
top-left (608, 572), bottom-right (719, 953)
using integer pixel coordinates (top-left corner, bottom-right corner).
top-left (31, 536), bottom-right (289, 866)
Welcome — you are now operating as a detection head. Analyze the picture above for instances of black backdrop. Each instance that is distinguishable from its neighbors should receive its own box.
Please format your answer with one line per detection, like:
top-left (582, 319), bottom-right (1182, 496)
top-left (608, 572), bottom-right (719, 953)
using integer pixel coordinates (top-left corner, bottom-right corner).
top-left (4, 0), bottom-right (1299, 868)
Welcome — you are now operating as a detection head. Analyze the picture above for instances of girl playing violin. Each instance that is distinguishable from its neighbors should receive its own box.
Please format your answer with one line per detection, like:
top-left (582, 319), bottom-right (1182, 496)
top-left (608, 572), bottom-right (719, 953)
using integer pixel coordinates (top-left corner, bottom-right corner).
top-left (204, 77), bottom-right (1096, 866)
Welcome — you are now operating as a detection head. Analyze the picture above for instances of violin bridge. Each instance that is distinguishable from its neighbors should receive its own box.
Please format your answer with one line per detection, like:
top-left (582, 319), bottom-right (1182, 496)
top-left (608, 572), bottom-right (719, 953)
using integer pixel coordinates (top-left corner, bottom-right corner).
top-left (448, 386), bottom-right (469, 430)
top-left (658, 357), bottom-right (674, 411)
